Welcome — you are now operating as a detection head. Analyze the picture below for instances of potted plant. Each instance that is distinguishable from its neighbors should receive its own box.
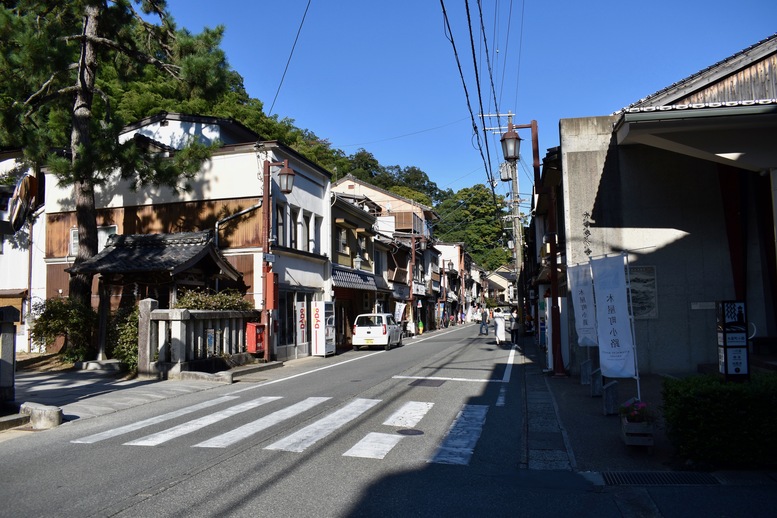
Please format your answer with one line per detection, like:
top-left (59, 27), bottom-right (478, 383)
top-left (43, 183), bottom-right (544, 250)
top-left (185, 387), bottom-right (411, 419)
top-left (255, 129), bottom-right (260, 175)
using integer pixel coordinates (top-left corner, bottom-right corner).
top-left (619, 398), bottom-right (655, 447)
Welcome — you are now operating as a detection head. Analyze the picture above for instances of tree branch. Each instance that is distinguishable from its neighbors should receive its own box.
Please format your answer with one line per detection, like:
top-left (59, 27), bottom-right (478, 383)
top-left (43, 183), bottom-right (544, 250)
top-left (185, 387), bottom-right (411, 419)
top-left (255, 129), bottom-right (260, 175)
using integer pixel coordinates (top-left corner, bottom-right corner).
top-left (63, 33), bottom-right (181, 79)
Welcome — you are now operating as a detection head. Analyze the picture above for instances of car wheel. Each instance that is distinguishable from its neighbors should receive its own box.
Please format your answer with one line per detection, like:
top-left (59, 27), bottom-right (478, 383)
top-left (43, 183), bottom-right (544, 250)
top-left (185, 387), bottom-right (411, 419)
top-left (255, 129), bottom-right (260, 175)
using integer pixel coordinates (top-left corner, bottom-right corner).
top-left (353, 345), bottom-right (359, 351)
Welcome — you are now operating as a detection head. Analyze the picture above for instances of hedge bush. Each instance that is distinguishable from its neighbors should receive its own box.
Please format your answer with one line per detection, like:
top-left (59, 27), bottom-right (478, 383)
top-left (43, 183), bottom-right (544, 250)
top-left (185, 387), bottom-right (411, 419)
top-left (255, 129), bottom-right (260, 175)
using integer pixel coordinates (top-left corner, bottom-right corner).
top-left (173, 289), bottom-right (253, 311)
top-left (109, 305), bottom-right (140, 371)
top-left (29, 297), bottom-right (98, 362)
top-left (662, 373), bottom-right (777, 468)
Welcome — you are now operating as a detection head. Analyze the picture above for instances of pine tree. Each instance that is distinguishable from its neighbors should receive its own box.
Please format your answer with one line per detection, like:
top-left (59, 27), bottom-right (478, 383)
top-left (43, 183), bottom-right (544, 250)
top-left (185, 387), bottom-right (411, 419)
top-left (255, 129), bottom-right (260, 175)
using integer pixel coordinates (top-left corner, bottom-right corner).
top-left (0, 0), bottom-right (230, 305)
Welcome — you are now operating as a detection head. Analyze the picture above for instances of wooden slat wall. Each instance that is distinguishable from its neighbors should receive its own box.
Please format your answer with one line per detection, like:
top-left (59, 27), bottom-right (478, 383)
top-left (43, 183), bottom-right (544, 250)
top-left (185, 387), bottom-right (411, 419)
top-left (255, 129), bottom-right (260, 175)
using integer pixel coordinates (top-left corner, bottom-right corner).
top-left (46, 198), bottom-right (263, 257)
top-left (225, 254), bottom-right (254, 304)
top-left (678, 54), bottom-right (777, 104)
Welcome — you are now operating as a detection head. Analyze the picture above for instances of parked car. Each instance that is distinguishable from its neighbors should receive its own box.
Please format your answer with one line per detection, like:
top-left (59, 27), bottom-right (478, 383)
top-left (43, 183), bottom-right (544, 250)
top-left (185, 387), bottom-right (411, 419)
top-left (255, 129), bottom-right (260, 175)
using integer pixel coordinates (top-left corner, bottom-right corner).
top-left (352, 313), bottom-right (402, 351)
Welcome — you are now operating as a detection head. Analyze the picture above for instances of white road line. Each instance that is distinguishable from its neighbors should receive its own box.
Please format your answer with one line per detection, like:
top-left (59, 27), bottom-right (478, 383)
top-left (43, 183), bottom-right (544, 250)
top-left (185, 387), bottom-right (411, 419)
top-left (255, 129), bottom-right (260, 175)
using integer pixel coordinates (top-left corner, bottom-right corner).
top-left (383, 401), bottom-right (434, 428)
top-left (227, 352), bottom-right (385, 395)
top-left (265, 398), bottom-right (381, 453)
top-left (71, 396), bottom-right (239, 444)
top-left (393, 375), bottom-right (503, 383)
top-left (193, 397), bottom-right (331, 449)
top-left (343, 432), bottom-right (404, 459)
top-left (429, 404), bottom-right (489, 465)
top-left (124, 397), bottom-right (282, 447)
top-left (496, 345), bottom-right (519, 407)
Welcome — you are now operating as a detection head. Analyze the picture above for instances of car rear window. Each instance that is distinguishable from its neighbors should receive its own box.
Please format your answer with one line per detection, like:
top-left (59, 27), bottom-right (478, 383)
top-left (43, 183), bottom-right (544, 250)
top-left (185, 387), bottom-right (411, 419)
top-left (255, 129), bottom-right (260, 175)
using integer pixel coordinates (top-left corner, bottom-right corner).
top-left (356, 315), bottom-right (381, 326)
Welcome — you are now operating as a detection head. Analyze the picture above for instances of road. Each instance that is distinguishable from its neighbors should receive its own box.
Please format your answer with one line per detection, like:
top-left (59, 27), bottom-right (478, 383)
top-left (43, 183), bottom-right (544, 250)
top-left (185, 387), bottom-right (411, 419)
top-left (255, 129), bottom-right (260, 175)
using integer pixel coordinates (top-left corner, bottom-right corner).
top-left (3, 326), bottom-right (774, 517)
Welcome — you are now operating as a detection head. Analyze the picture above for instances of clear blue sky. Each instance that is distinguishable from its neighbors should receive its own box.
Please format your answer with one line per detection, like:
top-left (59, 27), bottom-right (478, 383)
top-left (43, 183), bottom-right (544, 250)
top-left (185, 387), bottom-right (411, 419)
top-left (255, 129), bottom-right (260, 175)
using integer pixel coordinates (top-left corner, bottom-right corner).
top-left (166, 0), bottom-right (777, 204)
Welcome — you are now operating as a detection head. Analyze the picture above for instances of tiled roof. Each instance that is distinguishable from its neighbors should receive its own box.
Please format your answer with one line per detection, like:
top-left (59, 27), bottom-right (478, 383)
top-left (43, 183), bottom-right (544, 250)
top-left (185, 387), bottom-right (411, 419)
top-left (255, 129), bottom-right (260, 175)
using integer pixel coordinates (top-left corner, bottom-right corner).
top-left (332, 266), bottom-right (391, 292)
top-left (67, 230), bottom-right (241, 280)
top-left (622, 33), bottom-right (777, 112)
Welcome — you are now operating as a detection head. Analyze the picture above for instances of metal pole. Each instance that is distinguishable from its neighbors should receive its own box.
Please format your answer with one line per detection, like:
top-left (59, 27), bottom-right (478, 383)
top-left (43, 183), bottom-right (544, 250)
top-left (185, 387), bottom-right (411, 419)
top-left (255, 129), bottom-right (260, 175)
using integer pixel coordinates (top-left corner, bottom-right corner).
top-left (261, 160), bottom-right (272, 363)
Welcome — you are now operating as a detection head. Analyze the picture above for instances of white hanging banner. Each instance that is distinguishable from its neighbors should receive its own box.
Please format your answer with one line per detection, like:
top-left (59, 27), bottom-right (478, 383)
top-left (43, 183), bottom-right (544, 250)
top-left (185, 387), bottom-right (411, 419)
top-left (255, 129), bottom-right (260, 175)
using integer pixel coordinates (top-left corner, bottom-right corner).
top-left (567, 263), bottom-right (598, 347)
top-left (590, 255), bottom-right (636, 378)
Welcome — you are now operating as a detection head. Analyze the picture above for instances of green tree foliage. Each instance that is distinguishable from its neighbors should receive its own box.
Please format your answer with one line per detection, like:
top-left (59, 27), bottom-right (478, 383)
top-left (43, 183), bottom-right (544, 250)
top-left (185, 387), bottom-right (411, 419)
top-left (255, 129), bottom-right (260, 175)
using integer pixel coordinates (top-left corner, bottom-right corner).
top-left (29, 297), bottom-right (98, 361)
top-left (0, 1), bottom-right (232, 306)
top-left (434, 184), bottom-right (510, 270)
top-left (110, 305), bottom-right (140, 372)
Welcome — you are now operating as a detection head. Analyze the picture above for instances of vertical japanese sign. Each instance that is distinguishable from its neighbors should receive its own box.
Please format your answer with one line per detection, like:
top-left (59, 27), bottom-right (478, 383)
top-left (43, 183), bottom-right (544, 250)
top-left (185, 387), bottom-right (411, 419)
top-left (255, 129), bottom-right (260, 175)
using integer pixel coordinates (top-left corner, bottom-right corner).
top-left (394, 302), bottom-right (407, 324)
top-left (295, 301), bottom-right (307, 347)
top-left (311, 301), bottom-right (325, 356)
top-left (567, 264), bottom-right (598, 347)
top-left (590, 255), bottom-right (636, 378)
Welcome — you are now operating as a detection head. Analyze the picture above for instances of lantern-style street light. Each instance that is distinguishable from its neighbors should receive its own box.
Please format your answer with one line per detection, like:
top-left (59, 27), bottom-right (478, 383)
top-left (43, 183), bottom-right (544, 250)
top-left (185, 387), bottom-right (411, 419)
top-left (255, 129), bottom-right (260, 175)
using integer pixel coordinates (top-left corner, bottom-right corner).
top-left (260, 157), bottom-right (295, 362)
top-left (501, 117), bottom-right (564, 377)
top-left (500, 121), bottom-right (521, 163)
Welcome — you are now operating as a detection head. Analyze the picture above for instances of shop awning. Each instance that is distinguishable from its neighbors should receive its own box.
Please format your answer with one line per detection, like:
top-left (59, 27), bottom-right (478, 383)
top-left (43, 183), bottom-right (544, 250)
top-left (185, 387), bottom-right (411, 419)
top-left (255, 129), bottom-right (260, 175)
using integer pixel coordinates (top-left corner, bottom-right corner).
top-left (332, 267), bottom-right (392, 292)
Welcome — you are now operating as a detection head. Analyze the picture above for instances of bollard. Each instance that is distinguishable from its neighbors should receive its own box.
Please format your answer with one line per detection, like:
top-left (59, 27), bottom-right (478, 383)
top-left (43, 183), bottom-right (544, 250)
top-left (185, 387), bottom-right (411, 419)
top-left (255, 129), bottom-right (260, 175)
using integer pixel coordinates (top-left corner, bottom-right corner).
top-left (580, 359), bottom-right (592, 385)
top-left (590, 368), bottom-right (603, 397)
top-left (602, 380), bottom-right (619, 415)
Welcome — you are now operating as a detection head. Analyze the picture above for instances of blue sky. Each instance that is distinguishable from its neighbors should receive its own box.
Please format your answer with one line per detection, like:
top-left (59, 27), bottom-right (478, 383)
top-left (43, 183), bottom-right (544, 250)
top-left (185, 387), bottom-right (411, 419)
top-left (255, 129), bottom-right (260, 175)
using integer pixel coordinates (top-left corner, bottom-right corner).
top-left (166, 0), bottom-right (777, 203)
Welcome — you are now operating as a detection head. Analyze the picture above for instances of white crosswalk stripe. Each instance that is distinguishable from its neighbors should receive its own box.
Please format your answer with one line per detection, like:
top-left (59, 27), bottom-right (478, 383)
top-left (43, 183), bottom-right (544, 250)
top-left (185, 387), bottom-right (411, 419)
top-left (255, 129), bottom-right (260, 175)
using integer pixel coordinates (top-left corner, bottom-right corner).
top-left (124, 397), bottom-right (282, 446)
top-left (382, 401), bottom-right (434, 428)
top-left (71, 396), bottom-right (239, 444)
top-left (71, 396), bottom-right (492, 466)
top-left (343, 432), bottom-right (403, 459)
top-left (429, 404), bottom-right (489, 465)
top-left (265, 398), bottom-right (381, 453)
top-left (194, 397), bottom-right (331, 449)
top-left (343, 401), bottom-right (435, 459)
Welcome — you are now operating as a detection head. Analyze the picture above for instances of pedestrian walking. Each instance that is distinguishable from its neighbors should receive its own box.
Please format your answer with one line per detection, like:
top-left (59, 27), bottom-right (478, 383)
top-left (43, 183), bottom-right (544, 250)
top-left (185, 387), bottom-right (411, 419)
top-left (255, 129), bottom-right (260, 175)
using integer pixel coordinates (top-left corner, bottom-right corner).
top-left (479, 306), bottom-right (489, 335)
top-left (493, 308), bottom-right (506, 345)
top-left (509, 308), bottom-right (521, 345)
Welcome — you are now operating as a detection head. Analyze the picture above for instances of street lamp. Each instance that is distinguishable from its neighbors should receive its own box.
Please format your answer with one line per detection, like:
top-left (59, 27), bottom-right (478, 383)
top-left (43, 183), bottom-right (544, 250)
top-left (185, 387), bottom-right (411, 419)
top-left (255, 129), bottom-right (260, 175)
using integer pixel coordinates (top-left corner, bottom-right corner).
top-left (260, 157), bottom-right (295, 363)
top-left (501, 118), bottom-right (564, 377)
top-left (500, 122), bottom-right (521, 162)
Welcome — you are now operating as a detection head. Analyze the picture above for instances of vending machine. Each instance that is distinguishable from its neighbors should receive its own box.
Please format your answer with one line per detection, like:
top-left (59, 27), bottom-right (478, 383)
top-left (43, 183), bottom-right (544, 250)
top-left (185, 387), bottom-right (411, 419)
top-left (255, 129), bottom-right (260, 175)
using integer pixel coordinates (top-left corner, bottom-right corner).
top-left (312, 301), bottom-right (335, 356)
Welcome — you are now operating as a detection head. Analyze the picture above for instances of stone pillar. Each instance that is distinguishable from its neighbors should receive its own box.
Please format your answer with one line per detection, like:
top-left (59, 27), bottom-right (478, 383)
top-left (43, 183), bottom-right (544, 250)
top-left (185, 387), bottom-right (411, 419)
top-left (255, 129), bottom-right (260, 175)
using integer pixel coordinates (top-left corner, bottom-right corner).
top-left (0, 322), bottom-right (15, 403)
top-left (168, 309), bottom-right (190, 365)
top-left (138, 298), bottom-right (158, 378)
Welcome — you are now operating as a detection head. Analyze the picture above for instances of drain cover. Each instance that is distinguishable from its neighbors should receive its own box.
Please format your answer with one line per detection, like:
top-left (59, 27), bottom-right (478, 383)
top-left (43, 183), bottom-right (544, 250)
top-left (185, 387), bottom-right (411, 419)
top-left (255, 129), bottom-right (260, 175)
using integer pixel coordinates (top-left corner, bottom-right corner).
top-left (409, 379), bottom-right (446, 387)
top-left (602, 471), bottom-right (719, 486)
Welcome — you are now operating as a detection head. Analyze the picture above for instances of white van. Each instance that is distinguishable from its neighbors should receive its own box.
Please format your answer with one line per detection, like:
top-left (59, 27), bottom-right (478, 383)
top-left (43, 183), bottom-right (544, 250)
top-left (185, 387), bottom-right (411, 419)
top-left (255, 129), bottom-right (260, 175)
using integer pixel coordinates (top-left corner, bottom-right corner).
top-left (352, 313), bottom-right (402, 351)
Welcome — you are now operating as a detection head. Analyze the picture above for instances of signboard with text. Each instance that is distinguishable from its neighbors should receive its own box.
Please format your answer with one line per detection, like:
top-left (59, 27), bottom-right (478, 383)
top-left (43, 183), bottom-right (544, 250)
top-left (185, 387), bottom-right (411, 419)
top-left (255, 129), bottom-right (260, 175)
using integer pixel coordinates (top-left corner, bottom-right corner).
top-left (716, 301), bottom-right (749, 381)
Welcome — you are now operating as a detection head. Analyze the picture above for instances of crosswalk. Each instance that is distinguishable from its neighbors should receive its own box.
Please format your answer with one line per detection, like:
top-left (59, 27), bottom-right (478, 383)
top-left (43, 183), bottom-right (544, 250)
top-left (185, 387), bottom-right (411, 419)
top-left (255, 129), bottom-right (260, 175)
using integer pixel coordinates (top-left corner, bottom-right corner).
top-left (71, 395), bottom-right (491, 465)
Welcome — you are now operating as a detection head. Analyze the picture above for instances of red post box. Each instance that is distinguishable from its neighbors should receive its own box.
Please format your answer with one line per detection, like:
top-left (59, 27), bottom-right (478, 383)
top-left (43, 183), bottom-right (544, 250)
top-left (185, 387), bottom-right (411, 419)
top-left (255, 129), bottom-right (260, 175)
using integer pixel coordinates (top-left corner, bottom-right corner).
top-left (246, 322), bottom-right (265, 354)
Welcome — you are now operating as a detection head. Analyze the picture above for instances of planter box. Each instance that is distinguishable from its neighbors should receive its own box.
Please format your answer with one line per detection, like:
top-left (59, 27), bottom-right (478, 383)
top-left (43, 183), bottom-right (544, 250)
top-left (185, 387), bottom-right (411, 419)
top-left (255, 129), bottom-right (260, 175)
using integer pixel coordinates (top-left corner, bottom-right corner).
top-left (621, 417), bottom-right (654, 446)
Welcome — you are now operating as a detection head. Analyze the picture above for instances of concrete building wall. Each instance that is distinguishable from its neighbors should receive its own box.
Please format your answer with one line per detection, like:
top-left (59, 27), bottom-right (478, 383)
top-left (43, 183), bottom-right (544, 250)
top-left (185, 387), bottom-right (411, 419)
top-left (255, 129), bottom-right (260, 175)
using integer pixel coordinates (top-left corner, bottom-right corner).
top-left (560, 115), bottom-right (747, 374)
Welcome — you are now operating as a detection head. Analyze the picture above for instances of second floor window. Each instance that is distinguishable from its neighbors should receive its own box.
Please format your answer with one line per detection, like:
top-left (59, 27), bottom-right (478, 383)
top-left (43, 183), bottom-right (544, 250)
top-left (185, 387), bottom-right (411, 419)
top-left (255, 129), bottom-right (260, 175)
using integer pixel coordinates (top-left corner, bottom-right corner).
top-left (337, 228), bottom-right (348, 253)
top-left (275, 204), bottom-right (285, 247)
top-left (290, 208), bottom-right (299, 249)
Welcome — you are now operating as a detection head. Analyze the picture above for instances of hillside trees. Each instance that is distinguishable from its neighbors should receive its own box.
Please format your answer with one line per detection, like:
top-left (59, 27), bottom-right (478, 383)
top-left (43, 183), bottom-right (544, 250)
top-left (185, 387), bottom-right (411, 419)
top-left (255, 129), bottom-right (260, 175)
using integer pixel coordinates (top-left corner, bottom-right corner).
top-left (0, 0), bottom-right (233, 306)
top-left (433, 183), bottom-right (511, 270)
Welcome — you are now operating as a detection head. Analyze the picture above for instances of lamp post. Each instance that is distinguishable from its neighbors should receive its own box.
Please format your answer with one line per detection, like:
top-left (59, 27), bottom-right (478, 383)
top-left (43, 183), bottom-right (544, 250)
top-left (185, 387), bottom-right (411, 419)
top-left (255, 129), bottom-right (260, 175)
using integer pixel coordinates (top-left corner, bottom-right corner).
top-left (501, 117), bottom-right (564, 377)
top-left (260, 158), bottom-right (295, 363)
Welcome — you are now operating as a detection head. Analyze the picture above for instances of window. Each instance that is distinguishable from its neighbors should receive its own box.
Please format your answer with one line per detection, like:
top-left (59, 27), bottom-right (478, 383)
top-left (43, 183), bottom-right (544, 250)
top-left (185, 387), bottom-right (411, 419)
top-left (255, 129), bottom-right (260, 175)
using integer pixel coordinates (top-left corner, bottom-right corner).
top-left (337, 227), bottom-right (348, 253)
top-left (299, 211), bottom-right (310, 252)
top-left (374, 250), bottom-right (384, 276)
top-left (275, 204), bottom-right (285, 247)
top-left (312, 216), bottom-right (322, 254)
top-left (69, 225), bottom-right (118, 256)
top-left (289, 208), bottom-right (299, 249)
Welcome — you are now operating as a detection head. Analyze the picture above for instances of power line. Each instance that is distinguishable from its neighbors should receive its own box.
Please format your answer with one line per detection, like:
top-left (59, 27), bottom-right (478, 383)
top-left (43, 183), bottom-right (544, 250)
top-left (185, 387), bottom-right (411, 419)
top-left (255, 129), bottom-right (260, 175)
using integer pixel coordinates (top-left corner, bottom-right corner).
top-left (268, 0), bottom-right (312, 117)
top-left (439, 1), bottom-right (494, 201)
